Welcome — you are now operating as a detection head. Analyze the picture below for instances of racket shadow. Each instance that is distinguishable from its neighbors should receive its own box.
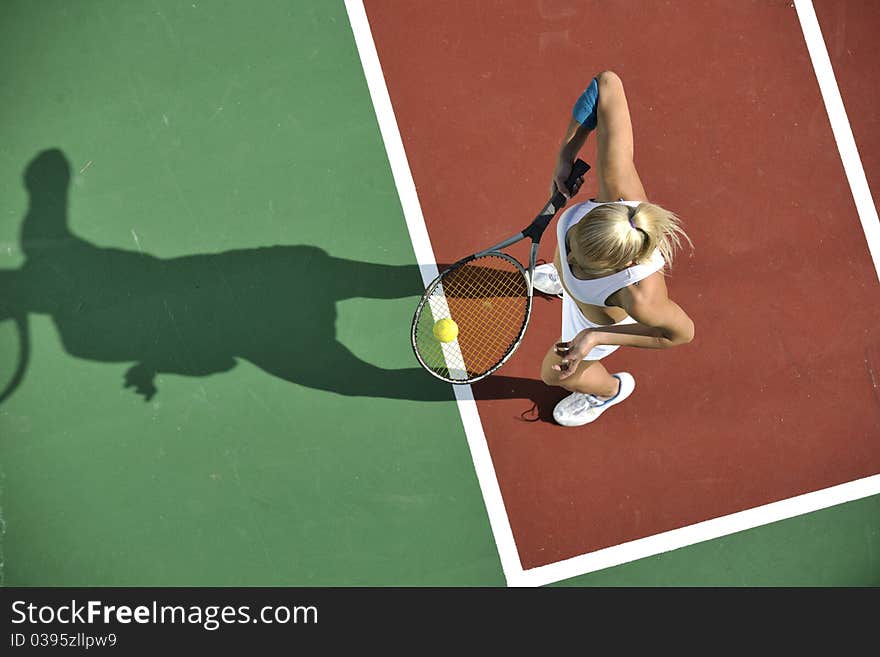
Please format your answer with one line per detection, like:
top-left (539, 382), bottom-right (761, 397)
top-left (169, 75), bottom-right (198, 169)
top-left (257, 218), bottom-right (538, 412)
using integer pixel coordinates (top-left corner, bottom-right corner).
top-left (471, 376), bottom-right (565, 424)
top-left (1, 148), bottom-right (559, 416)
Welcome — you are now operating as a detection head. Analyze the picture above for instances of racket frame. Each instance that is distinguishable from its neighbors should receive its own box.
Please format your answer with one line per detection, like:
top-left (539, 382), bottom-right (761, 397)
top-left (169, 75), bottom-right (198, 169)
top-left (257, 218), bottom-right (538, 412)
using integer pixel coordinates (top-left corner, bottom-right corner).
top-left (411, 159), bottom-right (591, 384)
top-left (410, 250), bottom-right (530, 384)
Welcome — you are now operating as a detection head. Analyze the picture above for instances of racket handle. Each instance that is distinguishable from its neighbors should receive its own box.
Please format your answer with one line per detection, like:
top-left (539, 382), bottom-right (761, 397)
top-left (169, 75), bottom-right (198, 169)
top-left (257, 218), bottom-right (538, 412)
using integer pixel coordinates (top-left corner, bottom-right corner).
top-left (549, 158), bottom-right (591, 209)
top-left (523, 159), bottom-right (591, 242)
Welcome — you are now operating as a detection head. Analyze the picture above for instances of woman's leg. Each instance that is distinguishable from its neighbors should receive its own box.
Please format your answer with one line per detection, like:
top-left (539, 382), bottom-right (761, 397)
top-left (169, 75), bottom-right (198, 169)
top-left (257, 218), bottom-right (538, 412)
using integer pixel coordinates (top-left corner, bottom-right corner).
top-left (593, 71), bottom-right (648, 203)
top-left (540, 343), bottom-right (619, 398)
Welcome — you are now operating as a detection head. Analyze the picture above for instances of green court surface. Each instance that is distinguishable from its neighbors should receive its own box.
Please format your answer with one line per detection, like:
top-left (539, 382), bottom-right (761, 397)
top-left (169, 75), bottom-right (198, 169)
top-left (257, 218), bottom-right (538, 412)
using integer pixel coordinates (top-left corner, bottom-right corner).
top-left (0, 0), bottom-right (877, 587)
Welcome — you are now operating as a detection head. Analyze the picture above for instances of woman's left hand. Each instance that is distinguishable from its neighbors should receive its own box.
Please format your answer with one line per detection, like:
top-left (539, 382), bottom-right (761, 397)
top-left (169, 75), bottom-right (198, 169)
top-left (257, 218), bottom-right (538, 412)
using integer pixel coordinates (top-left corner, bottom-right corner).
top-left (551, 329), bottom-right (597, 379)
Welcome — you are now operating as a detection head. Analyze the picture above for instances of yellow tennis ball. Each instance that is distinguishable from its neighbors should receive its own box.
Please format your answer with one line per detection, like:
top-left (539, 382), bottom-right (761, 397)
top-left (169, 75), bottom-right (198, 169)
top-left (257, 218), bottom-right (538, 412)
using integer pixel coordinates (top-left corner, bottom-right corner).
top-left (433, 318), bottom-right (459, 343)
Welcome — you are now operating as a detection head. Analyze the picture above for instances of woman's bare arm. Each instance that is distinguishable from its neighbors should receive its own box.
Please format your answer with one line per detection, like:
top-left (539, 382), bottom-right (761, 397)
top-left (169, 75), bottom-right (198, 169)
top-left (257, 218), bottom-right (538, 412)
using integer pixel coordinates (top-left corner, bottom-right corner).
top-left (587, 297), bottom-right (695, 349)
top-left (551, 118), bottom-right (593, 198)
top-left (552, 275), bottom-right (694, 377)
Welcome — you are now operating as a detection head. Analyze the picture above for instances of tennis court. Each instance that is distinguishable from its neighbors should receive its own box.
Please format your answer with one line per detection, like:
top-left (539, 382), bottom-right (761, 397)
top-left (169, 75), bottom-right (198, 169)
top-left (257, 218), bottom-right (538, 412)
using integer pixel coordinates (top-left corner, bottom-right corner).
top-left (1, 0), bottom-right (878, 587)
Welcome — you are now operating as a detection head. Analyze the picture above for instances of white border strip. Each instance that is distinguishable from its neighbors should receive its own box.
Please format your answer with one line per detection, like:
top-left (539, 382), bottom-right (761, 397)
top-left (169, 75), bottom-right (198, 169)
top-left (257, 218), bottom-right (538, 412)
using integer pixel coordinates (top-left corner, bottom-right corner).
top-left (427, 288), bottom-right (469, 381)
top-left (343, 0), bottom-right (524, 583)
top-left (343, 3), bottom-right (437, 288)
top-left (347, 0), bottom-right (880, 587)
top-left (512, 474), bottom-right (880, 587)
top-left (794, 0), bottom-right (880, 283)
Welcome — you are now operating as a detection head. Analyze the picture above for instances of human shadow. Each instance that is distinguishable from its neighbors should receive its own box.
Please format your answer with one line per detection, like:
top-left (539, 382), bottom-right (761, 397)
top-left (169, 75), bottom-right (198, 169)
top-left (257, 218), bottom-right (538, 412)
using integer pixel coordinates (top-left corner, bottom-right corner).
top-left (0, 149), bottom-right (563, 418)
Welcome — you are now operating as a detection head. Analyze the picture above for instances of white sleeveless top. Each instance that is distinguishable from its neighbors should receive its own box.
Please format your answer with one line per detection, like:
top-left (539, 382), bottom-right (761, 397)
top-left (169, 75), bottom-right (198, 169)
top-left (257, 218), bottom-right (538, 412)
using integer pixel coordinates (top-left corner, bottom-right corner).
top-left (556, 199), bottom-right (665, 308)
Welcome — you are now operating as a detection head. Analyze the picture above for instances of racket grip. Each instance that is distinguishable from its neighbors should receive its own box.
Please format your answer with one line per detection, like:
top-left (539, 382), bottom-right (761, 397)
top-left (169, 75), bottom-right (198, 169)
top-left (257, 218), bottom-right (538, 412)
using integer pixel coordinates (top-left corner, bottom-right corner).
top-left (523, 159), bottom-right (591, 242)
top-left (550, 158), bottom-right (591, 208)
top-left (569, 158), bottom-right (591, 185)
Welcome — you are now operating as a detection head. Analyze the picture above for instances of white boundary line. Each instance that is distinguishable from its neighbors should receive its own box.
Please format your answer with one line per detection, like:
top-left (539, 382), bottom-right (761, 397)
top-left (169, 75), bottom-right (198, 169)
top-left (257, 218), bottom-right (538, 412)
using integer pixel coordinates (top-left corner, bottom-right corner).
top-left (426, 288), bottom-right (469, 381)
top-left (346, 0), bottom-right (880, 587)
top-left (343, 0), bottom-right (524, 584)
top-left (794, 0), bottom-right (880, 284)
top-left (513, 474), bottom-right (880, 587)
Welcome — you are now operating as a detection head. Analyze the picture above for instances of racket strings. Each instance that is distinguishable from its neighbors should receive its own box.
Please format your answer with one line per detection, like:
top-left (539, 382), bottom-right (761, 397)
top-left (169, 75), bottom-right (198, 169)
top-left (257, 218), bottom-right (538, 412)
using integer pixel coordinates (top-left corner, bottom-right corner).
top-left (413, 254), bottom-right (530, 381)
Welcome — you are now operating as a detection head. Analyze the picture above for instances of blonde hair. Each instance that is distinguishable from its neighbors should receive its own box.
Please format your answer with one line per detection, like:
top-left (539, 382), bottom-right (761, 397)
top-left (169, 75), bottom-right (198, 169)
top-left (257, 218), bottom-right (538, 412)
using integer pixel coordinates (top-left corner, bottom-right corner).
top-left (571, 201), bottom-right (692, 275)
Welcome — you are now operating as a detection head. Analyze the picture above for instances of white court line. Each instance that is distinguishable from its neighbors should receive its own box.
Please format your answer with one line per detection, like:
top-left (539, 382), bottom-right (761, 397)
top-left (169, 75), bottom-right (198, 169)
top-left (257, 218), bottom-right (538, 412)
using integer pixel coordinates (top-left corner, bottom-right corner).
top-left (346, 0), bottom-right (880, 587)
top-left (426, 287), bottom-right (469, 381)
top-left (794, 0), bottom-right (880, 284)
top-left (511, 474), bottom-right (880, 587)
top-left (343, 0), bottom-right (524, 584)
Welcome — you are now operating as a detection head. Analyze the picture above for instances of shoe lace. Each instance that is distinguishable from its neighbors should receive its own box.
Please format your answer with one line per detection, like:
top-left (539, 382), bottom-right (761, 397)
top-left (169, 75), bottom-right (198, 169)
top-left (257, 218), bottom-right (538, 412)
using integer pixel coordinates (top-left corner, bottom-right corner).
top-left (569, 392), bottom-right (607, 413)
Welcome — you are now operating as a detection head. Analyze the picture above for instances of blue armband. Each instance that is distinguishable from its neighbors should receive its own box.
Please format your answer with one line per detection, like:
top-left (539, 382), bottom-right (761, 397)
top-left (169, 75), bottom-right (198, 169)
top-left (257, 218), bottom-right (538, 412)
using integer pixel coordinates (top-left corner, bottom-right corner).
top-left (572, 77), bottom-right (599, 130)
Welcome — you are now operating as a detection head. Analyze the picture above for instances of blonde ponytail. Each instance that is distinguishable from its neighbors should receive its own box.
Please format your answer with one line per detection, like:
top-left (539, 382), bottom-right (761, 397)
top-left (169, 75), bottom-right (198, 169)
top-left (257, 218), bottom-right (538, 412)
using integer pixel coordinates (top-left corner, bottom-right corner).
top-left (571, 201), bottom-right (692, 274)
top-left (629, 202), bottom-right (692, 268)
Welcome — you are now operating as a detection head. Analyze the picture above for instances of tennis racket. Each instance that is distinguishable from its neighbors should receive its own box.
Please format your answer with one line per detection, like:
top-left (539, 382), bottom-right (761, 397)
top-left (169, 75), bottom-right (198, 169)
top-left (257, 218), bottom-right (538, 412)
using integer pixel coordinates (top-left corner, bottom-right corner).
top-left (411, 158), bottom-right (590, 384)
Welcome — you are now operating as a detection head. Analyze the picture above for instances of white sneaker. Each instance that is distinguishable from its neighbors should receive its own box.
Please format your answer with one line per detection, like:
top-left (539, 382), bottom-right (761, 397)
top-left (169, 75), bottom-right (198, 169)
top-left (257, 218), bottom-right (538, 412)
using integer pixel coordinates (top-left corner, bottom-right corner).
top-left (532, 263), bottom-right (563, 296)
top-left (553, 373), bottom-right (635, 427)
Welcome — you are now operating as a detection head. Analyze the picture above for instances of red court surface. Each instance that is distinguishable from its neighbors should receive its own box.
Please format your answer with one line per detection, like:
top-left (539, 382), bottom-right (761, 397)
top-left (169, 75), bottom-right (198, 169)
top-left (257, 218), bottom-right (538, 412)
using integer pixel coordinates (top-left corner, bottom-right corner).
top-left (364, 1), bottom-right (880, 569)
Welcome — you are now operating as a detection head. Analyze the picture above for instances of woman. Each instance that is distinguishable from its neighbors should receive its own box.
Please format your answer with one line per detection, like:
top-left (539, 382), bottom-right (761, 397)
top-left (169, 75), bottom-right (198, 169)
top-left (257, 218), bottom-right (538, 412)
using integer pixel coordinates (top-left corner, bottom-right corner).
top-left (534, 71), bottom-right (695, 427)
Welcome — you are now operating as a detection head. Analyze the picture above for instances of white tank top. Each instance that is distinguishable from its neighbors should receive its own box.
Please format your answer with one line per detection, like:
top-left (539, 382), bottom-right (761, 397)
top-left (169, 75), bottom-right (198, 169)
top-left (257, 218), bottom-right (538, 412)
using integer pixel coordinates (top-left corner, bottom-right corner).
top-left (556, 199), bottom-right (665, 308)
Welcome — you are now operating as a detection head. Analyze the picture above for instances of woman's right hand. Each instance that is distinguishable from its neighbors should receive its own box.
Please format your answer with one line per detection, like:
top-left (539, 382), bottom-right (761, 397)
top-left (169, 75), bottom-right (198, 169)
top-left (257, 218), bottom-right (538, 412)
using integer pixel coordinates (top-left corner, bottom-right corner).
top-left (550, 157), bottom-right (574, 199)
